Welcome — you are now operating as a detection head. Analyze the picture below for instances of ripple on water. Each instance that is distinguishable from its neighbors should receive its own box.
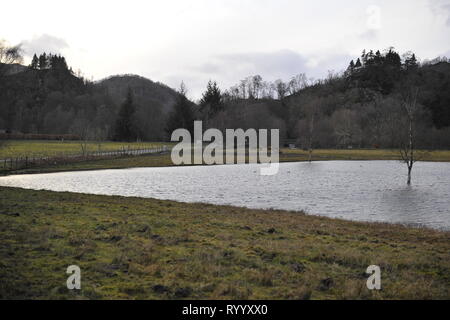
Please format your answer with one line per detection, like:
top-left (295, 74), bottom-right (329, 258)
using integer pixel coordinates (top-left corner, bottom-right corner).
top-left (0, 161), bottom-right (449, 230)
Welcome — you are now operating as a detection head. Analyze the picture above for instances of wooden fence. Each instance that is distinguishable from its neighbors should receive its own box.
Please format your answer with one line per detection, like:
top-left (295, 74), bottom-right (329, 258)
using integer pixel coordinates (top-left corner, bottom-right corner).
top-left (0, 133), bottom-right (81, 140)
top-left (1, 145), bottom-right (169, 172)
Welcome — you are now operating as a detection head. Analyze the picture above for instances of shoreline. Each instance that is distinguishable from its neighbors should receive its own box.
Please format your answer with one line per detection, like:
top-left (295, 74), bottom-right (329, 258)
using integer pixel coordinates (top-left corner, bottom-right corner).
top-left (1, 184), bottom-right (448, 233)
top-left (2, 148), bottom-right (450, 176)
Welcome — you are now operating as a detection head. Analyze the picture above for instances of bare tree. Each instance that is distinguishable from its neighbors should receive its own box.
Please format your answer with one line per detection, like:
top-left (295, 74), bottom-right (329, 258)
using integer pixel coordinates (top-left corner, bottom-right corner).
top-left (306, 110), bottom-right (316, 162)
top-left (0, 40), bottom-right (22, 78)
top-left (70, 118), bottom-right (94, 158)
top-left (0, 41), bottom-right (22, 145)
top-left (331, 108), bottom-right (362, 148)
top-left (261, 81), bottom-right (275, 99)
top-left (288, 73), bottom-right (308, 95)
top-left (303, 97), bottom-right (322, 162)
top-left (251, 75), bottom-right (263, 99)
top-left (274, 79), bottom-right (288, 100)
top-left (399, 87), bottom-right (420, 185)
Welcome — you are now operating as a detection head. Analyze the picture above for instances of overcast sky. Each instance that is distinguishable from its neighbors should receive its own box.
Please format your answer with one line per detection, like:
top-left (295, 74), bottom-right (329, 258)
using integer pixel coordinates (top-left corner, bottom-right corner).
top-left (2, 0), bottom-right (450, 99)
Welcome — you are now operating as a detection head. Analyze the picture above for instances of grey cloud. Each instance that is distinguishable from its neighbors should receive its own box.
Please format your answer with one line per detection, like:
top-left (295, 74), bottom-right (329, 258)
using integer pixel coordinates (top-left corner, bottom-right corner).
top-left (194, 63), bottom-right (221, 74)
top-left (197, 50), bottom-right (352, 80)
top-left (160, 73), bottom-right (207, 101)
top-left (215, 50), bottom-right (311, 79)
top-left (188, 50), bottom-right (313, 97)
top-left (358, 29), bottom-right (379, 41)
top-left (429, 0), bottom-right (450, 26)
top-left (186, 49), bottom-right (352, 98)
top-left (441, 50), bottom-right (450, 59)
top-left (21, 34), bottom-right (69, 56)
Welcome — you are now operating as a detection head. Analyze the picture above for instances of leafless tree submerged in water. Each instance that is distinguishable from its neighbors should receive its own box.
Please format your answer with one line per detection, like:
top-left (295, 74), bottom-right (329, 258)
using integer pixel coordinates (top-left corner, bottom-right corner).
top-left (399, 87), bottom-right (422, 185)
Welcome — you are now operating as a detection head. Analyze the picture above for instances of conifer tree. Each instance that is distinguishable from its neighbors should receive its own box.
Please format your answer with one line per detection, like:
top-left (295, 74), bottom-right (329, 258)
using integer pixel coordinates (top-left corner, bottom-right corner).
top-left (404, 53), bottom-right (418, 71)
top-left (166, 82), bottom-right (195, 137)
top-left (347, 60), bottom-right (355, 74)
top-left (200, 80), bottom-right (223, 118)
top-left (30, 54), bottom-right (39, 69)
top-left (38, 53), bottom-right (48, 70)
top-left (114, 88), bottom-right (138, 141)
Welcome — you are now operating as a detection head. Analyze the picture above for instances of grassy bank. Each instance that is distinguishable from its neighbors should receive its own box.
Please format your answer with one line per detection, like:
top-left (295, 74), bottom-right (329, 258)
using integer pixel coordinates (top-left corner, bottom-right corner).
top-left (3, 148), bottom-right (450, 176)
top-left (281, 148), bottom-right (450, 162)
top-left (2, 140), bottom-right (450, 162)
top-left (1, 186), bottom-right (449, 300)
top-left (0, 140), bottom-right (171, 159)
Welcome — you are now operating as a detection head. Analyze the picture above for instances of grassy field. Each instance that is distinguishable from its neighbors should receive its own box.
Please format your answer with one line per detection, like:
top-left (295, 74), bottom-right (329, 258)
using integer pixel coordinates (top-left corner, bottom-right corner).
top-left (2, 140), bottom-right (450, 162)
top-left (0, 186), bottom-right (449, 300)
top-left (2, 146), bottom-right (450, 176)
top-left (281, 148), bottom-right (450, 162)
top-left (0, 140), bottom-right (172, 159)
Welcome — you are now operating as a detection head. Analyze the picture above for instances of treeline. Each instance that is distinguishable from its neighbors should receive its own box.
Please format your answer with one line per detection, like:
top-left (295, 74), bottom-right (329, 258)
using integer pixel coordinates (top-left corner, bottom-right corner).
top-left (29, 53), bottom-right (71, 72)
top-left (0, 50), bottom-right (101, 138)
top-left (224, 73), bottom-right (309, 100)
top-left (0, 46), bottom-right (178, 142)
top-left (189, 48), bottom-right (450, 149)
top-left (1, 43), bottom-right (449, 149)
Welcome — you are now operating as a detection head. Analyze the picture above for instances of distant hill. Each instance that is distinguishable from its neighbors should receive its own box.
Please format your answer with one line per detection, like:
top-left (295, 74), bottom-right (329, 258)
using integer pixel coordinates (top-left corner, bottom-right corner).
top-left (95, 74), bottom-right (181, 140)
top-left (0, 60), bottom-right (182, 140)
top-left (283, 59), bottom-right (450, 129)
top-left (96, 74), bottom-right (179, 114)
top-left (418, 62), bottom-right (450, 128)
top-left (0, 63), bottom-right (27, 76)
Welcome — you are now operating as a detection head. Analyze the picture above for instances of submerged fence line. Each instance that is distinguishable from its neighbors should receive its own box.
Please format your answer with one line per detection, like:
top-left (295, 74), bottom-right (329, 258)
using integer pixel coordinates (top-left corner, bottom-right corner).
top-left (1, 145), bottom-right (169, 172)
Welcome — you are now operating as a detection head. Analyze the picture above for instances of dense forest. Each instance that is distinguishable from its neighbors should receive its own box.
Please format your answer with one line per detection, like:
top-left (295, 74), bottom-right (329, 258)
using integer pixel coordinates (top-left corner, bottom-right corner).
top-left (195, 49), bottom-right (450, 149)
top-left (1, 43), bottom-right (449, 148)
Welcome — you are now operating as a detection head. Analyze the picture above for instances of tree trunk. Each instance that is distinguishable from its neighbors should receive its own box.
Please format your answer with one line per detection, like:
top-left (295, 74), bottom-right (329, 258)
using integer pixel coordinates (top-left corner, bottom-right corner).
top-left (407, 165), bottom-right (412, 185)
top-left (407, 113), bottom-right (413, 185)
top-left (308, 114), bottom-right (314, 163)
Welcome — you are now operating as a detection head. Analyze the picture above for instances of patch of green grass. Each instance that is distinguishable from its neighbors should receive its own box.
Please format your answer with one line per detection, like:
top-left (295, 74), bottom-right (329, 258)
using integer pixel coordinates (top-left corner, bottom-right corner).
top-left (0, 140), bottom-right (172, 159)
top-left (3, 147), bottom-right (450, 176)
top-left (1, 153), bottom-right (175, 175)
top-left (1, 186), bottom-right (449, 300)
top-left (281, 148), bottom-right (450, 162)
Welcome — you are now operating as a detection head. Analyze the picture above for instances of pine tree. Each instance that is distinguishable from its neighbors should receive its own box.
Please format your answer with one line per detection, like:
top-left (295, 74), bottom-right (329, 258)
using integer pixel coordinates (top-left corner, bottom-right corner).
top-left (355, 58), bottom-right (362, 68)
top-left (166, 83), bottom-right (195, 137)
top-left (366, 50), bottom-right (375, 65)
top-left (200, 80), bottom-right (223, 118)
top-left (374, 50), bottom-right (383, 65)
top-left (49, 54), bottom-right (69, 71)
top-left (114, 88), bottom-right (137, 141)
top-left (361, 49), bottom-right (367, 66)
top-left (404, 53), bottom-right (418, 71)
top-left (347, 60), bottom-right (355, 75)
top-left (384, 48), bottom-right (401, 69)
top-left (30, 54), bottom-right (39, 69)
top-left (38, 53), bottom-right (48, 70)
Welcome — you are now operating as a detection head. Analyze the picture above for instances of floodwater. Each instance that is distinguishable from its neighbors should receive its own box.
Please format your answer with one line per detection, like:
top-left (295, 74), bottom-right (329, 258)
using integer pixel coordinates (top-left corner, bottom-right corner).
top-left (1, 161), bottom-right (449, 230)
